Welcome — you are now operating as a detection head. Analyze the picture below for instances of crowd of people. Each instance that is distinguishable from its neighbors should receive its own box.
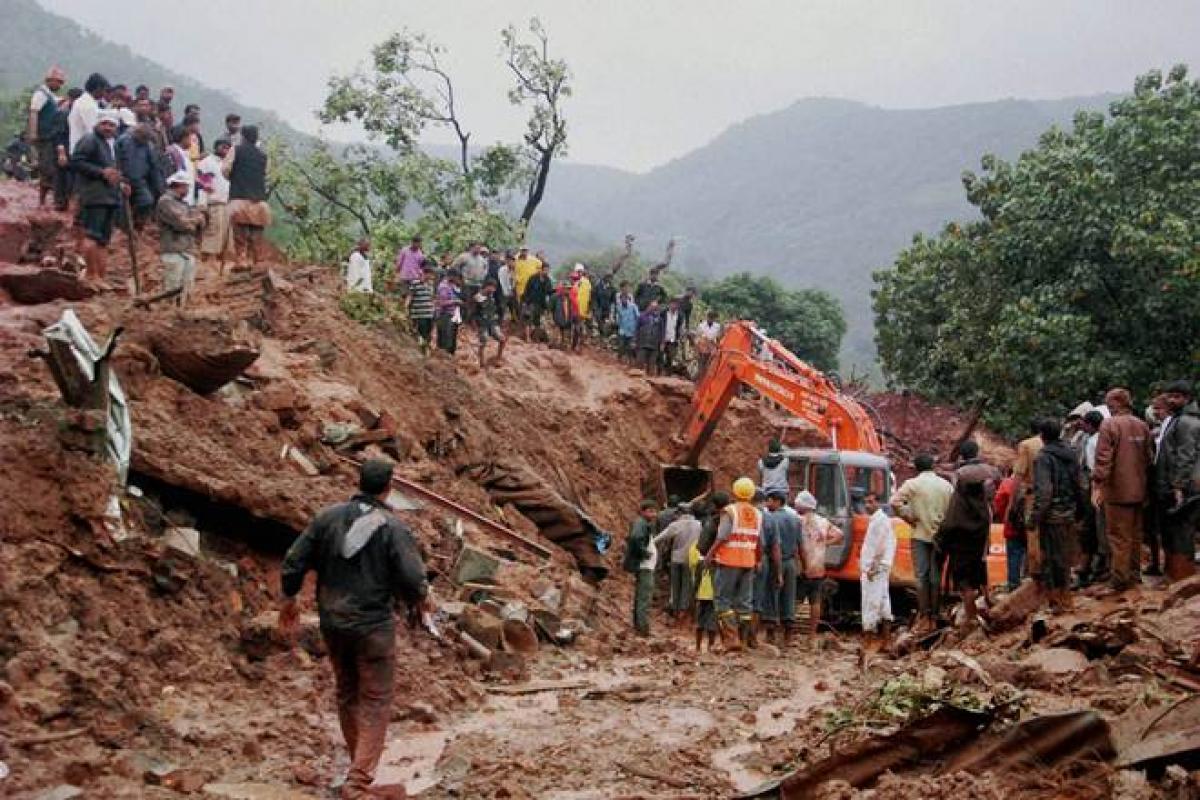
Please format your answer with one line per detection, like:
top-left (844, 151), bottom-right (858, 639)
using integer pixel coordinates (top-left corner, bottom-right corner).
top-left (343, 234), bottom-right (727, 373)
top-left (23, 65), bottom-right (272, 305)
top-left (624, 380), bottom-right (1200, 652)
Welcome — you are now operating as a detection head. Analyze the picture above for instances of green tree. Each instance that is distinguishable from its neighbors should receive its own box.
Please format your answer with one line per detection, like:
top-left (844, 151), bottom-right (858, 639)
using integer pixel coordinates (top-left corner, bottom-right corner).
top-left (873, 66), bottom-right (1200, 434)
top-left (320, 19), bottom-right (570, 225)
top-left (702, 272), bottom-right (847, 373)
top-left (268, 139), bottom-right (517, 266)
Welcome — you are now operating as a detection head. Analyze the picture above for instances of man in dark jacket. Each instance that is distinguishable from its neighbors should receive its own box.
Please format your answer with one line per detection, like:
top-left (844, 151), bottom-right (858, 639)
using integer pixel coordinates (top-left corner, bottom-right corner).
top-left (280, 459), bottom-right (430, 799)
top-left (1092, 387), bottom-right (1153, 591)
top-left (635, 299), bottom-right (664, 375)
top-left (70, 109), bottom-right (126, 283)
top-left (225, 124), bottom-right (270, 268)
top-left (521, 263), bottom-right (554, 339)
top-left (634, 267), bottom-right (668, 310)
top-left (1155, 380), bottom-right (1200, 580)
top-left (117, 123), bottom-right (164, 230)
top-left (1033, 418), bottom-right (1084, 610)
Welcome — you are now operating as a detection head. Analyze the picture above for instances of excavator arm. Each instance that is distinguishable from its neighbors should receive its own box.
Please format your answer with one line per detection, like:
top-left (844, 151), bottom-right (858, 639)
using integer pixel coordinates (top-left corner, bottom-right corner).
top-left (681, 321), bottom-right (882, 465)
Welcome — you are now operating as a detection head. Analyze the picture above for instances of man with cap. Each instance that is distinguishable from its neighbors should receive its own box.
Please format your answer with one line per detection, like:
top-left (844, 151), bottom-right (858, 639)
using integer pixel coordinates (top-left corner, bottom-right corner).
top-left (513, 245), bottom-right (542, 305)
top-left (280, 459), bottom-right (430, 799)
top-left (1154, 380), bottom-right (1200, 581)
top-left (70, 108), bottom-right (126, 283)
top-left (572, 263), bottom-right (592, 338)
top-left (156, 170), bottom-right (206, 306)
top-left (704, 477), bottom-right (763, 651)
top-left (795, 491), bottom-right (843, 641)
top-left (28, 65), bottom-right (66, 207)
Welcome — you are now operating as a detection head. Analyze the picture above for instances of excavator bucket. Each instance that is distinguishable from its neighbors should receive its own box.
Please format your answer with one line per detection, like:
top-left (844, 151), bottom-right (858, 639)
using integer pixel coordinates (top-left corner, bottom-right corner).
top-left (660, 464), bottom-right (713, 504)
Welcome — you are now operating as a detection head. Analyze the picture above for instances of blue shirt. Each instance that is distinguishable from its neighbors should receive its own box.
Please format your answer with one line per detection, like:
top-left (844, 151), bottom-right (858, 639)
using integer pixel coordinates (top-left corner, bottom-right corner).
top-left (772, 508), bottom-right (802, 561)
top-left (616, 297), bottom-right (639, 337)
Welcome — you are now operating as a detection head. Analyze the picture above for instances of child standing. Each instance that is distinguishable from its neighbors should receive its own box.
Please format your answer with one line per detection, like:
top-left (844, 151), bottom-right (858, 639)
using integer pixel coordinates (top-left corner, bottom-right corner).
top-left (474, 279), bottom-right (507, 371)
top-left (690, 541), bottom-right (717, 653)
top-left (408, 264), bottom-right (436, 356)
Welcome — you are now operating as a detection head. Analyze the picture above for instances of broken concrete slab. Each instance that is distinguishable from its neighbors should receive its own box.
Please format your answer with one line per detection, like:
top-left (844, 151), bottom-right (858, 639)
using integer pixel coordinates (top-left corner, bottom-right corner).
top-left (162, 526), bottom-right (201, 559)
top-left (453, 546), bottom-right (502, 585)
top-left (945, 710), bottom-right (1116, 774)
top-left (1116, 725), bottom-right (1200, 772)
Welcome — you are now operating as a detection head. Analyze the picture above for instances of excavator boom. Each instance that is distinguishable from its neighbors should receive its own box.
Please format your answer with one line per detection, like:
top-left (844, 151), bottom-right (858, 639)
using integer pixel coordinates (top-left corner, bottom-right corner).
top-left (681, 321), bottom-right (882, 466)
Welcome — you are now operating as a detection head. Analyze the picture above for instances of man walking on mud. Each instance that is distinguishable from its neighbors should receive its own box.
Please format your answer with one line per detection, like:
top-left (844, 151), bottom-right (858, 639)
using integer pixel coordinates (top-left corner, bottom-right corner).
top-left (280, 459), bottom-right (430, 799)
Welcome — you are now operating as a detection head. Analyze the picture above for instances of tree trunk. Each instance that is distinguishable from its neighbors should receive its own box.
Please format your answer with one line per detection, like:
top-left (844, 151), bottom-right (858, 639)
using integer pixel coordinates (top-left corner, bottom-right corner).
top-left (520, 148), bottom-right (554, 225)
top-left (947, 398), bottom-right (987, 462)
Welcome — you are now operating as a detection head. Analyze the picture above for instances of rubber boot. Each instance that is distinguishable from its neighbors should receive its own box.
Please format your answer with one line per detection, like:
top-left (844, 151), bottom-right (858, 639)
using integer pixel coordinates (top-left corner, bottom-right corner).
top-left (745, 618), bottom-right (759, 649)
top-left (719, 616), bottom-right (742, 652)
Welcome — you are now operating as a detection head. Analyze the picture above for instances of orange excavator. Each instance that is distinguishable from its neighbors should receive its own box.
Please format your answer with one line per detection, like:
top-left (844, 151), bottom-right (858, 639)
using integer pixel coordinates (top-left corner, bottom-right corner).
top-left (664, 320), bottom-right (1006, 592)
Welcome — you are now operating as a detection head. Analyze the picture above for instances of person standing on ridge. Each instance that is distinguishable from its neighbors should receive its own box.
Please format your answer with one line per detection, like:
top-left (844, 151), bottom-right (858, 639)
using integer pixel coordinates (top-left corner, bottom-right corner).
top-left (279, 459), bottom-right (430, 800)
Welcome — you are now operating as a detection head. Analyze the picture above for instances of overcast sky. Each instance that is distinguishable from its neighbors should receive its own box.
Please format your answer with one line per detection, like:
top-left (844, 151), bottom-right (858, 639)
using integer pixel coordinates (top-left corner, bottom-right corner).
top-left (39, 0), bottom-right (1200, 172)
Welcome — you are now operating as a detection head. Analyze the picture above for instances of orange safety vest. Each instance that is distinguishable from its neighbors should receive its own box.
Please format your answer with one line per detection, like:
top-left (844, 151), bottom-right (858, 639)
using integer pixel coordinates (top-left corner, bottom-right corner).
top-left (712, 502), bottom-right (762, 569)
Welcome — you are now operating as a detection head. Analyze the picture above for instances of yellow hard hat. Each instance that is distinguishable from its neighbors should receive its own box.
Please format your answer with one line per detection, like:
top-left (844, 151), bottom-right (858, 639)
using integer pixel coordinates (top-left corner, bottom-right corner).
top-left (732, 477), bottom-right (756, 501)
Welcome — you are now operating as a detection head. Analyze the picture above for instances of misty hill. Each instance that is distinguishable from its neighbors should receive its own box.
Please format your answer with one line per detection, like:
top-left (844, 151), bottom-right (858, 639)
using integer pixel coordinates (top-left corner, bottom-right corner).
top-left (535, 94), bottom-right (1118, 371)
top-left (0, 0), bottom-right (298, 144)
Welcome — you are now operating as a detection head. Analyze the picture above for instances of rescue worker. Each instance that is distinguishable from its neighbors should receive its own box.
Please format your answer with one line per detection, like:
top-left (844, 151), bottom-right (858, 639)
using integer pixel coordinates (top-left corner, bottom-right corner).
top-left (860, 492), bottom-right (895, 647)
top-left (279, 459), bottom-right (430, 800)
top-left (704, 477), bottom-right (763, 651)
top-left (795, 491), bottom-right (843, 641)
top-left (757, 439), bottom-right (790, 498)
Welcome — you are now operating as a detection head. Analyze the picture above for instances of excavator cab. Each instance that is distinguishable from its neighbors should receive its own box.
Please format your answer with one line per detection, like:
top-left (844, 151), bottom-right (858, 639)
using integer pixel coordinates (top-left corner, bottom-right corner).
top-left (786, 448), bottom-right (896, 573)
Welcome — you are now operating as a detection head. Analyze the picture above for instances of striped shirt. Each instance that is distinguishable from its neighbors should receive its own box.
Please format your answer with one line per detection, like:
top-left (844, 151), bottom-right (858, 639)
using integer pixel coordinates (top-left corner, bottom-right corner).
top-left (409, 282), bottom-right (435, 320)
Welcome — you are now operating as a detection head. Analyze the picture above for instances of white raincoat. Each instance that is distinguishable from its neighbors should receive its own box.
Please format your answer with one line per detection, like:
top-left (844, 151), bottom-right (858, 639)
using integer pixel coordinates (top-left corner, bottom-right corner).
top-left (860, 508), bottom-right (896, 631)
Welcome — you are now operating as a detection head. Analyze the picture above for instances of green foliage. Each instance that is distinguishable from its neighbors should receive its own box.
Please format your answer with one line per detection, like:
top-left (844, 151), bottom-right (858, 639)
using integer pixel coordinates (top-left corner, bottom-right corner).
top-left (873, 66), bottom-right (1200, 434)
top-left (0, 89), bottom-right (28, 137)
top-left (268, 138), bottom-right (519, 268)
top-left (822, 673), bottom-right (1021, 736)
top-left (702, 272), bottom-right (847, 373)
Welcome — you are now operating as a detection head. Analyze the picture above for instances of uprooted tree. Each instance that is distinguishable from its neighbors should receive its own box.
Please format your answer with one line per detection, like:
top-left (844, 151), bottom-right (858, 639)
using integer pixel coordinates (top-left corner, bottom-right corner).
top-left (872, 65), bottom-right (1200, 434)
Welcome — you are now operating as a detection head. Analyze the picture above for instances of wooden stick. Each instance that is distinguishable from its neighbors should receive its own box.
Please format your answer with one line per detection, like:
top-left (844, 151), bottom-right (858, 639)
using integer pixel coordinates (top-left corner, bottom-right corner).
top-left (134, 286), bottom-right (183, 308)
top-left (120, 193), bottom-right (141, 295)
top-left (617, 760), bottom-right (690, 789)
top-left (488, 679), bottom-right (592, 695)
top-left (13, 727), bottom-right (88, 747)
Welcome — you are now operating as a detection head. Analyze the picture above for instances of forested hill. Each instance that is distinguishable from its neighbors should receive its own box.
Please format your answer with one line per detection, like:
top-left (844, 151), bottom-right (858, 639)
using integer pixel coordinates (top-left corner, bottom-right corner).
top-left (0, 0), bottom-right (297, 143)
top-left (533, 94), bottom-right (1119, 372)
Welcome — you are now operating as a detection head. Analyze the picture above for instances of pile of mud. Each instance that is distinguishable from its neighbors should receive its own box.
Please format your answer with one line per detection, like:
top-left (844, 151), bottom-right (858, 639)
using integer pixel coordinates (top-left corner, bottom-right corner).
top-left (0, 182), bottom-right (777, 796)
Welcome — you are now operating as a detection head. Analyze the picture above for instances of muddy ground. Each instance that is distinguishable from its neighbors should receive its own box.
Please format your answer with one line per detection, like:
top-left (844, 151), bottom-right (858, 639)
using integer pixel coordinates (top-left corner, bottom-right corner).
top-left (1, 181), bottom-right (1198, 799)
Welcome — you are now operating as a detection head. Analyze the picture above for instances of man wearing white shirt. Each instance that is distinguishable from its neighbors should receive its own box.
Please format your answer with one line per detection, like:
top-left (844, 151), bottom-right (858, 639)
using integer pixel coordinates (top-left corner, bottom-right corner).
top-left (346, 240), bottom-right (373, 294)
top-left (198, 138), bottom-right (234, 271)
top-left (68, 73), bottom-right (109, 154)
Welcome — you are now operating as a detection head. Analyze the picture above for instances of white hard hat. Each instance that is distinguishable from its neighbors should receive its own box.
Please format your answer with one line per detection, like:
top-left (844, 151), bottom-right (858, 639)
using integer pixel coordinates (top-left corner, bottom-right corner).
top-left (166, 171), bottom-right (191, 186)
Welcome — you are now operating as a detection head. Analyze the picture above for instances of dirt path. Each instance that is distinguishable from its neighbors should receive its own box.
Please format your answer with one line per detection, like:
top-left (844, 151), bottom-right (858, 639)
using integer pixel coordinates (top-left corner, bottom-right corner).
top-left (370, 623), bottom-right (860, 799)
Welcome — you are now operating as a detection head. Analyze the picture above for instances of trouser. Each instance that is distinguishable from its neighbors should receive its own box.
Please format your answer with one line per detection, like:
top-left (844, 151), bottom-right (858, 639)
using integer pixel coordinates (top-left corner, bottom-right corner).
top-left (636, 346), bottom-right (657, 374)
top-left (912, 539), bottom-right (940, 617)
top-left (1005, 537), bottom-right (1027, 588)
top-left (660, 340), bottom-right (677, 371)
top-left (714, 565), bottom-right (754, 626)
top-left (436, 315), bottom-right (458, 354)
top-left (618, 335), bottom-right (634, 361)
top-left (668, 562), bottom-right (693, 613)
top-left (161, 252), bottom-right (197, 305)
top-left (1104, 502), bottom-right (1143, 588)
top-left (1039, 522), bottom-right (1072, 590)
top-left (36, 140), bottom-right (56, 191)
top-left (775, 558), bottom-right (798, 624)
top-left (633, 569), bottom-right (654, 634)
top-left (1160, 492), bottom-right (1198, 579)
top-left (1145, 498), bottom-right (1164, 570)
top-left (322, 625), bottom-right (396, 798)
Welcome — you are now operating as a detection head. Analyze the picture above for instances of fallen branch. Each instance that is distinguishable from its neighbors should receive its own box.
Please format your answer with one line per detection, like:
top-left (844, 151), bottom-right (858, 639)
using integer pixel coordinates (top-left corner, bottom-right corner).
top-left (488, 679), bottom-right (592, 695)
top-left (617, 760), bottom-right (690, 789)
top-left (12, 727), bottom-right (89, 747)
top-left (133, 287), bottom-right (182, 309)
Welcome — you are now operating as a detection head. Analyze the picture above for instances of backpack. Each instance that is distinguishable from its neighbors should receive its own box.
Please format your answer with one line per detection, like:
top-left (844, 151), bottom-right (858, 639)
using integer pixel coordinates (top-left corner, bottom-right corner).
top-left (622, 522), bottom-right (649, 573)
